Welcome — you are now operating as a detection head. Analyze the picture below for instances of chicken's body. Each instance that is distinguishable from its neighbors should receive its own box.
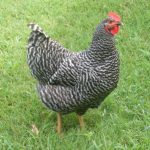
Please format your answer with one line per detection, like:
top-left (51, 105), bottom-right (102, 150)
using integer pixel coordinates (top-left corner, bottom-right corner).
top-left (27, 12), bottom-right (122, 132)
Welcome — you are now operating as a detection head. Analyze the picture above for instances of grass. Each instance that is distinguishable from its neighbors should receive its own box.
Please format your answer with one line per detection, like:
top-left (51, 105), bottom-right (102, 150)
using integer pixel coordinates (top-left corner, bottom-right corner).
top-left (0, 0), bottom-right (150, 149)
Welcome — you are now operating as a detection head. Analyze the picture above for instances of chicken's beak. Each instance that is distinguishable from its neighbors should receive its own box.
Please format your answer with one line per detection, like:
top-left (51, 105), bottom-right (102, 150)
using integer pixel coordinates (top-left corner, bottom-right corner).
top-left (117, 21), bottom-right (124, 26)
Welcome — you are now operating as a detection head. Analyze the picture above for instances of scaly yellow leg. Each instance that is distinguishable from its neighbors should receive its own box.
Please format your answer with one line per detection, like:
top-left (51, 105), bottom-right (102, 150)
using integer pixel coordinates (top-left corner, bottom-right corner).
top-left (56, 112), bottom-right (62, 134)
top-left (77, 114), bottom-right (84, 129)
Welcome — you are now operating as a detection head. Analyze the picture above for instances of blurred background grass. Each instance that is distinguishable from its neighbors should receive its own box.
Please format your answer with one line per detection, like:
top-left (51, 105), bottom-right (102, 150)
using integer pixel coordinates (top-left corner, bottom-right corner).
top-left (0, 0), bottom-right (150, 149)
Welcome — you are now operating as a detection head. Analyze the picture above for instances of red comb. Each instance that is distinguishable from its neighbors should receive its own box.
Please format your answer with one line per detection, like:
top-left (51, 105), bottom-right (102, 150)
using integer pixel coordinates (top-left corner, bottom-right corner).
top-left (108, 12), bottom-right (121, 22)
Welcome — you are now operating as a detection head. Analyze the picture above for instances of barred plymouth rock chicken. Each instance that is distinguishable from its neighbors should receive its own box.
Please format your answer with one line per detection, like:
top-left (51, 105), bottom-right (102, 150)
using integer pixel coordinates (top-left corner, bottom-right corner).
top-left (27, 12), bottom-right (122, 134)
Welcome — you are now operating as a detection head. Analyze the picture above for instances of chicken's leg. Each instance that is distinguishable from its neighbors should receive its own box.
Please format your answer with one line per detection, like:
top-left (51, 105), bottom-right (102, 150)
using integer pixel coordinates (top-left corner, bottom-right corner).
top-left (56, 112), bottom-right (62, 134)
top-left (77, 114), bottom-right (84, 129)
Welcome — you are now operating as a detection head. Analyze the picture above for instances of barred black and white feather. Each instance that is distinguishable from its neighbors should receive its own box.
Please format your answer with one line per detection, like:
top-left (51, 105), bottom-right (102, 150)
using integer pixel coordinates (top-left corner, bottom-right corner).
top-left (27, 20), bottom-right (120, 115)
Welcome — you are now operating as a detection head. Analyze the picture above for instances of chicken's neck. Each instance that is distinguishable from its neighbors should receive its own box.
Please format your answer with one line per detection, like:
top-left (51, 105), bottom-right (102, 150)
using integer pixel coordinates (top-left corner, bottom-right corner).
top-left (87, 26), bottom-right (116, 61)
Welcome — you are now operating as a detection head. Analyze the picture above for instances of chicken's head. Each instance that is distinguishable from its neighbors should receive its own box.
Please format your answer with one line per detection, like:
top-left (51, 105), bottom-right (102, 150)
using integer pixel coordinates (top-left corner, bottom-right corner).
top-left (104, 12), bottom-right (123, 35)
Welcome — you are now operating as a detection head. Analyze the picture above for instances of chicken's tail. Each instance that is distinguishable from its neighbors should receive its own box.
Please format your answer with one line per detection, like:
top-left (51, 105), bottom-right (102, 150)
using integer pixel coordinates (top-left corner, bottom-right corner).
top-left (27, 23), bottom-right (49, 47)
top-left (28, 23), bottom-right (48, 38)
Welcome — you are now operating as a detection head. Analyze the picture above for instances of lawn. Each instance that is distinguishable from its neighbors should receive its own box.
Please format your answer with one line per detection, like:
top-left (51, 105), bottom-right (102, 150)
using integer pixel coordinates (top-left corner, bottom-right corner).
top-left (0, 0), bottom-right (150, 149)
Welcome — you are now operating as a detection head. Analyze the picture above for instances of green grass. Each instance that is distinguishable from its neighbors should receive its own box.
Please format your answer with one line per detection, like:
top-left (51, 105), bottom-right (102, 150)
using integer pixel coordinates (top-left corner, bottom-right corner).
top-left (0, 0), bottom-right (150, 149)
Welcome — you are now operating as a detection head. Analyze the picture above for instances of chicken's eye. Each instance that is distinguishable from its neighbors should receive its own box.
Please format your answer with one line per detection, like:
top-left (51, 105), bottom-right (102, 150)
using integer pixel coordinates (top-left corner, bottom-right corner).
top-left (108, 17), bottom-right (114, 23)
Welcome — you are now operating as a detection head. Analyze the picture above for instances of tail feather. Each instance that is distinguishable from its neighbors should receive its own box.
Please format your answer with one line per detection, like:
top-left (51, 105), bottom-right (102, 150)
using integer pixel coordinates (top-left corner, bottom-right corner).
top-left (27, 23), bottom-right (49, 47)
top-left (28, 23), bottom-right (49, 38)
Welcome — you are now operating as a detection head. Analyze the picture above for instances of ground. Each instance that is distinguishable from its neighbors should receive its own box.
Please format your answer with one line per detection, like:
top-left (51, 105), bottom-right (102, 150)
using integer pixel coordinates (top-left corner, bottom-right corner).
top-left (0, 0), bottom-right (150, 149)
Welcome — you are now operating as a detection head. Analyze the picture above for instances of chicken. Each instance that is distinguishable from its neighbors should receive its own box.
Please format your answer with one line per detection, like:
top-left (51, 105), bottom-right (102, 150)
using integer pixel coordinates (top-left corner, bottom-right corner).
top-left (27, 12), bottom-right (122, 134)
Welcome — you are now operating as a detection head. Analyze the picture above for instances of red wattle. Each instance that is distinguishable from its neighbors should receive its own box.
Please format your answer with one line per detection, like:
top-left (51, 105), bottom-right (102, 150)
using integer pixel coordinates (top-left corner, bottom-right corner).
top-left (110, 26), bottom-right (119, 35)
